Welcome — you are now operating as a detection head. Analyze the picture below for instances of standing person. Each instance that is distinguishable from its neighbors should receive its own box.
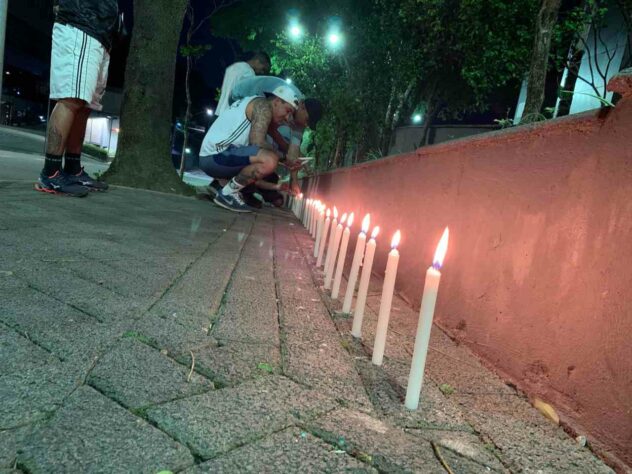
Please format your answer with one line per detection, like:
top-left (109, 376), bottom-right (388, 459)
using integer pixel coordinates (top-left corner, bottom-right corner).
top-left (36, 0), bottom-right (120, 196)
top-left (214, 52), bottom-right (271, 117)
top-left (198, 85), bottom-right (299, 212)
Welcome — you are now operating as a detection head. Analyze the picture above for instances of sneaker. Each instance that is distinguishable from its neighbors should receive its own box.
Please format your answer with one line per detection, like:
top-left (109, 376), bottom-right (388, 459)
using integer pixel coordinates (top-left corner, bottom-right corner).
top-left (69, 167), bottom-right (109, 191)
top-left (208, 180), bottom-right (222, 197)
top-left (213, 191), bottom-right (253, 213)
top-left (36, 171), bottom-right (90, 197)
top-left (242, 193), bottom-right (263, 209)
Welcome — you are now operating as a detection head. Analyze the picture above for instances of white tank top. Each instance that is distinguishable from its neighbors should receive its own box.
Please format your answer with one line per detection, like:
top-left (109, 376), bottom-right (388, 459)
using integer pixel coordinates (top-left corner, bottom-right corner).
top-left (200, 96), bottom-right (258, 156)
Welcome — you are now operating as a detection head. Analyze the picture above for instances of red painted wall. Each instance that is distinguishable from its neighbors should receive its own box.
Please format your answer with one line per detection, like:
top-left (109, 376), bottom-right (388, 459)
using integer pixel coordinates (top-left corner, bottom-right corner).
top-left (307, 99), bottom-right (632, 469)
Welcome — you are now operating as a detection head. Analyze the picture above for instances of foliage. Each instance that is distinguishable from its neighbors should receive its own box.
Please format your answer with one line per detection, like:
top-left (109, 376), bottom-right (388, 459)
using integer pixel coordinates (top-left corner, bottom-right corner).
top-left (82, 143), bottom-right (109, 161)
top-left (212, 0), bottom-right (538, 169)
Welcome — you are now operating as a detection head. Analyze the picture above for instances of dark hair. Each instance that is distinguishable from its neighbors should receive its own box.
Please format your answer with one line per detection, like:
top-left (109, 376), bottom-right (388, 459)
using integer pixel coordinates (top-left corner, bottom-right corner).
top-left (304, 98), bottom-right (323, 129)
top-left (250, 51), bottom-right (271, 66)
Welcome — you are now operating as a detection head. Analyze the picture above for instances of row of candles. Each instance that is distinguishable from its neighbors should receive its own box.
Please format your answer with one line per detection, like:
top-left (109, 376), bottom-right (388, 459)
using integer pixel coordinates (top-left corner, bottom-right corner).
top-left (289, 194), bottom-right (450, 410)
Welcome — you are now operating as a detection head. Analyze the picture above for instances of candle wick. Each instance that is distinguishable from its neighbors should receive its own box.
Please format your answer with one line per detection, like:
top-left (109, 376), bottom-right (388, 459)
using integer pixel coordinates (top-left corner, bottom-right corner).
top-left (432, 262), bottom-right (442, 270)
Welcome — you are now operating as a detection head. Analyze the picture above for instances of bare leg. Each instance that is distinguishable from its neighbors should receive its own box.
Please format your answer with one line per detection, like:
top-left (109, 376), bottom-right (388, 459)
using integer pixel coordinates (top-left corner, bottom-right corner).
top-left (45, 98), bottom-right (86, 155)
top-left (232, 150), bottom-right (279, 188)
top-left (65, 107), bottom-right (91, 155)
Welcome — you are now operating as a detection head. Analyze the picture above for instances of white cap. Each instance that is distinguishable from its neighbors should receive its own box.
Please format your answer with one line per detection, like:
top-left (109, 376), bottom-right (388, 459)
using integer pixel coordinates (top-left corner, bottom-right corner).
top-left (269, 85), bottom-right (300, 110)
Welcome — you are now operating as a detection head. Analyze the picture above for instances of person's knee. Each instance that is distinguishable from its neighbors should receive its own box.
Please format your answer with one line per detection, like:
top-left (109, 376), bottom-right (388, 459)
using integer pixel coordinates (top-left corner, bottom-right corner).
top-left (258, 150), bottom-right (278, 175)
top-left (58, 98), bottom-right (87, 112)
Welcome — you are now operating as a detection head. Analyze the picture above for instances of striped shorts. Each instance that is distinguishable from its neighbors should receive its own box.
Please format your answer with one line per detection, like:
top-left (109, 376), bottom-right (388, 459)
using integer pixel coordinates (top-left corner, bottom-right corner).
top-left (49, 23), bottom-right (110, 111)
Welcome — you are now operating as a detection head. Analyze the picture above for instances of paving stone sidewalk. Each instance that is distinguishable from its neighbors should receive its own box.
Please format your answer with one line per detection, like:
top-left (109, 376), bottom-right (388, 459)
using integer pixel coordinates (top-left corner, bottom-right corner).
top-left (0, 181), bottom-right (613, 473)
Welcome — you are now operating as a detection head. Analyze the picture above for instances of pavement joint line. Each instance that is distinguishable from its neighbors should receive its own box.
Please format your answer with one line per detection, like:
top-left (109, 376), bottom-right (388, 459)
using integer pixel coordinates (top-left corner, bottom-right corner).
top-left (298, 420), bottom-right (387, 473)
top-left (0, 320), bottom-right (62, 362)
top-left (272, 219), bottom-right (290, 375)
top-left (208, 216), bottom-right (256, 334)
top-left (15, 276), bottom-right (106, 324)
top-left (119, 331), bottom-right (220, 386)
top-left (83, 378), bottom-right (200, 462)
top-left (144, 215), bottom-right (239, 316)
top-left (287, 224), bottom-right (377, 411)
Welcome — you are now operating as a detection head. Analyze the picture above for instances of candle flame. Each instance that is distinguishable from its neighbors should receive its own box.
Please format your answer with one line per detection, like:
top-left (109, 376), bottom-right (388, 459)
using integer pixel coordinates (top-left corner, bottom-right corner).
top-left (326, 208), bottom-right (331, 217)
top-left (346, 212), bottom-right (354, 228)
top-left (391, 230), bottom-right (401, 249)
top-left (340, 213), bottom-right (348, 225)
top-left (361, 214), bottom-right (370, 233)
top-left (371, 226), bottom-right (380, 239)
top-left (333, 206), bottom-right (339, 219)
top-left (433, 227), bottom-right (449, 269)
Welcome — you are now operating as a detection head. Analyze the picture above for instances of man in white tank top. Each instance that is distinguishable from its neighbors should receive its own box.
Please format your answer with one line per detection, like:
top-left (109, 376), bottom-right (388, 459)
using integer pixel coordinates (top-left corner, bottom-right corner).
top-left (199, 85), bottom-right (299, 213)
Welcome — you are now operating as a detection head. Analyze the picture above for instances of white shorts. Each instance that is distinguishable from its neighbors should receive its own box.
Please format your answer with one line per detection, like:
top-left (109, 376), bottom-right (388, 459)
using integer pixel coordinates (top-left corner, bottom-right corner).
top-left (49, 23), bottom-right (110, 111)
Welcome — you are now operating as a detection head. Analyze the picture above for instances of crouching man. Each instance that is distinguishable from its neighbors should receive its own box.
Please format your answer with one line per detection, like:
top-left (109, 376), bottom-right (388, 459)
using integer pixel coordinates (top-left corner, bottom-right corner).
top-left (198, 86), bottom-right (299, 213)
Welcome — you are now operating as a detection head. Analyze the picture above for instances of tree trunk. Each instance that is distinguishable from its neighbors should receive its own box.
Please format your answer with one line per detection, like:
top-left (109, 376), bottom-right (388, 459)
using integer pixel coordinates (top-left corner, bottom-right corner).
top-left (418, 100), bottom-right (440, 147)
top-left (381, 79), bottom-right (415, 156)
top-left (178, 55), bottom-right (192, 178)
top-left (521, 0), bottom-right (562, 122)
top-left (104, 0), bottom-right (190, 193)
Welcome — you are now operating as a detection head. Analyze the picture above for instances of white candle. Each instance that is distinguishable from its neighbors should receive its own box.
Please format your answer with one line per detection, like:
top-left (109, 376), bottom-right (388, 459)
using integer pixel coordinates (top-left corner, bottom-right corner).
top-left (323, 207), bottom-right (339, 272)
top-left (372, 230), bottom-right (401, 366)
top-left (332, 213), bottom-right (354, 299)
top-left (297, 194), bottom-right (304, 220)
top-left (304, 199), bottom-right (311, 227)
top-left (405, 227), bottom-right (449, 410)
top-left (351, 226), bottom-right (379, 338)
top-left (317, 209), bottom-right (332, 267)
top-left (343, 214), bottom-right (370, 313)
top-left (314, 205), bottom-right (325, 257)
top-left (311, 201), bottom-right (319, 238)
top-left (324, 213), bottom-right (347, 289)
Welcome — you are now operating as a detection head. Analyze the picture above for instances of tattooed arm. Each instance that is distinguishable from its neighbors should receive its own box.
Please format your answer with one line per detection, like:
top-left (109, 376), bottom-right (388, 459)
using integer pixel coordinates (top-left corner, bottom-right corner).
top-left (248, 98), bottom-right (274, 151)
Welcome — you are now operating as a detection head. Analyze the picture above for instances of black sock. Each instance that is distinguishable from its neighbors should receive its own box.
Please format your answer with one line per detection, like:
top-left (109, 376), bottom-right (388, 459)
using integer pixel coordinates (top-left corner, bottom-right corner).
top-left (43, 153), bottom-right (62, 176)
top-left (64, 152), bottom-right (82, 175)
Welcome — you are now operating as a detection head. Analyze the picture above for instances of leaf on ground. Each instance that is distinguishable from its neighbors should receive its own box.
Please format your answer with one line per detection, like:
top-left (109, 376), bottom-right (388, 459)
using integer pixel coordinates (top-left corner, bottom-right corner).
top-left (257, 362), bottom-right (274, 373)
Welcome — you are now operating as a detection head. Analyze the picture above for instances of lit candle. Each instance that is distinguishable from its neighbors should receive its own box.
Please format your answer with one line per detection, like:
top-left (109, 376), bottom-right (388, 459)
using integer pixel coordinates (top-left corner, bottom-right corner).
top-left (314, 204), bottom-right (325, 257)
top-left (351, 226), bottom-right (379, 338)
top-left (332, 213), bottom-right (354, 299)
top-left (317, 208), bottom-right (332, 267)
top-left (343, 214), bottom-right (370, 313)
top-left (297, 194), bottom-right (304, 220)
top-left (311, 201), bottom-right (320, 238)
top-left (324, 213), bottom-right (347, 290)
top-left (405, 227), bottom-right (449, 410)
top-left (322, 207), bottom-right (339, 271)
top-left (372, 230), bottom-right (401, 366)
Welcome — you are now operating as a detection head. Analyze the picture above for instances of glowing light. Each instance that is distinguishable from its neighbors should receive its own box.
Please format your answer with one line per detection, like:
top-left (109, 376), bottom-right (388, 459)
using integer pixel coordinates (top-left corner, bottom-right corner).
top-left (433, 227), bottom-right (450, 269)
top-left (328, 32), bottom-right (341, 46)
top-left (289, 24), bottom-right (304, 40)
top-left (346, 212), bottom-right (354, 228)
top-left (333, 206), bottom-right (339, 219)
top-left (326, 208), bottom-right (331, 217)
top-left (285, 78), bottom-right (293, 84)
top-left (371, 226), bottom-right (380, 239)
top-left (206, 108), bottom-right (214, 116)
top-left (391, 230), bottom-right (401, 249)
top-left (361, 214), bottom-right (370, 234)
top-left (185, 148), bottom-right (192, 154)
top-left (413, 114), bottom-right (422, 124)
top-left (340, 213), bottom-right (348, 225)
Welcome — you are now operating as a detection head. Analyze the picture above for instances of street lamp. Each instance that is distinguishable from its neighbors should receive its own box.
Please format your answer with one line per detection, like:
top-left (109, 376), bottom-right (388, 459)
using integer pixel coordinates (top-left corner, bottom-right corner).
top-left (288, 22), bottom-right (303, 41)
top-left (206, 108), bottom-right (214, 116)
top-left (413, 114), bottom-right (422, 124)
top-left (327, 31), bottom-right (342, 49)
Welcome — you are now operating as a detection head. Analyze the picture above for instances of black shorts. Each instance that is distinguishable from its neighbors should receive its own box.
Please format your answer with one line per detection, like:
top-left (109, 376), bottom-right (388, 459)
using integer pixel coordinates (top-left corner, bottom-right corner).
top-left (199, 145), bottom-right (260, 179)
